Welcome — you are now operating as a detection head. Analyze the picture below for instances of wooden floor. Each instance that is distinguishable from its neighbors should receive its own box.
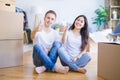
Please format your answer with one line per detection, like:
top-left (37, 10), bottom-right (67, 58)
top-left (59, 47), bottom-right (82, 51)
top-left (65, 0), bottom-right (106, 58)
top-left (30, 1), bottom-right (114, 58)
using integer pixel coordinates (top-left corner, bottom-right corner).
top-left (0, 40), bottom-right (104, 80)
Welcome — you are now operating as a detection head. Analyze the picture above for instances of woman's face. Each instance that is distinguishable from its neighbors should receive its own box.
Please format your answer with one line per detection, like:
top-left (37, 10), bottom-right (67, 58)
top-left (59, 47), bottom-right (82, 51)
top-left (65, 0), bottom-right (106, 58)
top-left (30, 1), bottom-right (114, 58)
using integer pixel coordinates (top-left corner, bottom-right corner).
top-left (74, 17), bottom-right (85, 30)
top-left (44, 13), bottom-right (56, 27)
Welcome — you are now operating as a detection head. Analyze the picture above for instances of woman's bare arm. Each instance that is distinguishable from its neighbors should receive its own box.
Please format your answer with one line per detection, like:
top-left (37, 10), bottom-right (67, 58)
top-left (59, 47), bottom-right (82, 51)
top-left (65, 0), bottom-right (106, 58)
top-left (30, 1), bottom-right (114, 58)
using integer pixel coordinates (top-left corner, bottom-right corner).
top-left (62, 26), bottom-right (69, 44)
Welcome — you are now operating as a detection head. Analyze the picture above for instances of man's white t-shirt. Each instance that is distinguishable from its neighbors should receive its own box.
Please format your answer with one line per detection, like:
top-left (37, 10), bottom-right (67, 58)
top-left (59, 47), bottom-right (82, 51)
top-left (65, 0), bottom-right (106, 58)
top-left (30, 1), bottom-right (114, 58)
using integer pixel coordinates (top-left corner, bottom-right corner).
top-left (34, 28), bottom-right (60, 49)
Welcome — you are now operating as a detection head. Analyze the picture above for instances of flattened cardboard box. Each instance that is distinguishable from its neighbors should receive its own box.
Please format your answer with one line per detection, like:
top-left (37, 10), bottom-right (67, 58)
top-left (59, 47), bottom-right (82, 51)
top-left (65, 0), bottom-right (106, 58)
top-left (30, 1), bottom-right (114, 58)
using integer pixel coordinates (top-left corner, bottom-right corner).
top-left (98, 42), bottom-right (120, 80)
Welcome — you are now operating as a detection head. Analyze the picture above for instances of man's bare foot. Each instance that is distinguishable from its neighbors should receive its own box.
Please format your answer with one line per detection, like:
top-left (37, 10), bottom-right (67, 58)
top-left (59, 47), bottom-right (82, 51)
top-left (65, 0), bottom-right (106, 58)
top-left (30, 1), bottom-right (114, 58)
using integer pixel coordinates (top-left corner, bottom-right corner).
top-left (55, 65), bottom-right (69, 74)
top-left (35, 66), bottom-right (46, 74)
top-left (77, 68), bottom-right (86, 74)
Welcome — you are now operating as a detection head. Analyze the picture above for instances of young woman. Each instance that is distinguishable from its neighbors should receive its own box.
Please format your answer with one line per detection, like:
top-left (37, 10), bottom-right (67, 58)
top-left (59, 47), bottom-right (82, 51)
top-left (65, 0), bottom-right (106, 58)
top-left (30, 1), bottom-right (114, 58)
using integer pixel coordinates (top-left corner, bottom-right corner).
top-left (31, 10), bottom-right (69, 74)
top-left (58, 15), bottom-right (91, 74)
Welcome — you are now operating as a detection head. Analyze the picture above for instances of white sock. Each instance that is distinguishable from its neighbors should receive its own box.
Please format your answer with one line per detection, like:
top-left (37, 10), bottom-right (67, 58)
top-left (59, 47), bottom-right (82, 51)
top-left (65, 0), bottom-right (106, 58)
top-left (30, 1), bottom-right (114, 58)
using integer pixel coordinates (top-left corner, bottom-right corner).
top-left (35, 66), bottom-right (46, 74)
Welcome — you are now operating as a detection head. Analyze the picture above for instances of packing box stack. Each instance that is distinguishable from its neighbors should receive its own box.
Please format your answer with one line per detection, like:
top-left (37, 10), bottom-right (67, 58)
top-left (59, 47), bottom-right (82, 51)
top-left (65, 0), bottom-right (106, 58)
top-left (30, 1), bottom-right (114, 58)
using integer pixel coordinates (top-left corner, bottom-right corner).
top-left (0, 10), bottom-right (23, 68)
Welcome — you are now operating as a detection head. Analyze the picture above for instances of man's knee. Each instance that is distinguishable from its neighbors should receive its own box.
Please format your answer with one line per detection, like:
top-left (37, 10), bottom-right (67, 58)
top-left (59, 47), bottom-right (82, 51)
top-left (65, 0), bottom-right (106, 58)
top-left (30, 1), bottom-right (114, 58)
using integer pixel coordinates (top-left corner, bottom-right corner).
top-left (53, 41), bottom-right (62, 48)
top-left (33, 44), bottom-right (43, 50)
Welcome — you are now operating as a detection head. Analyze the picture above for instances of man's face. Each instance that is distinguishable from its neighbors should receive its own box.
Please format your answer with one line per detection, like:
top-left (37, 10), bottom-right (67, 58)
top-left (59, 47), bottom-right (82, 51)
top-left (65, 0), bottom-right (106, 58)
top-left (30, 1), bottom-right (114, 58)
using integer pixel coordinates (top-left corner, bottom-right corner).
top-left (44, 13), bottom-right (56, 27)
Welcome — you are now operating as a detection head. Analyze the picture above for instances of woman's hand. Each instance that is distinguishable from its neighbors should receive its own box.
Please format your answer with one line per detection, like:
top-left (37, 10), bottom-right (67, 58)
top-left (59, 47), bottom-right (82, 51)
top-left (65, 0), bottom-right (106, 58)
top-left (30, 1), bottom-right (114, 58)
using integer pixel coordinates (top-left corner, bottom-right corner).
top-left (72, 54), bottom-right (82, 62)
top-left (73, 57), bottom-right (78, 62)
top-left (72, 57), bottom-right (79, 62)
top-left (64, 26), bottom-right (69, 32)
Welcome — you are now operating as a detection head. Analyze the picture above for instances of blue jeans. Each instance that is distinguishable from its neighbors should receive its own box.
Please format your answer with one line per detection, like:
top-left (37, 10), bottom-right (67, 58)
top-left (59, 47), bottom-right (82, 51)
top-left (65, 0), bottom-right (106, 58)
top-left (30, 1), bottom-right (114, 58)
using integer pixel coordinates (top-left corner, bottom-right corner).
top-left (58, 47), bottom-right (91, 71)
top-left (33, 41), bottom-right (62, 71)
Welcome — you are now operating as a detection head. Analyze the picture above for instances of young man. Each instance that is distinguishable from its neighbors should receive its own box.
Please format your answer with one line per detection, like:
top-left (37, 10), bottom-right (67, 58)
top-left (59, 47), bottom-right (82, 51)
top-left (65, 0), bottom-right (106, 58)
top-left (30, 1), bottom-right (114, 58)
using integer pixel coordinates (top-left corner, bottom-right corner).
top-left (31, 10), bottom-right (69, 74)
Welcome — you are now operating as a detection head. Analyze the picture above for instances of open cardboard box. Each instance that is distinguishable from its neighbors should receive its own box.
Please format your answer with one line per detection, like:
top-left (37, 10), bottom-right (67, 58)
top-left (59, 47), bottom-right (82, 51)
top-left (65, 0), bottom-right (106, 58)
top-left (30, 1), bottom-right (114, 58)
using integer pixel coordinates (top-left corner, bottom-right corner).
top-left (98, 42), bottom-right (120, 80)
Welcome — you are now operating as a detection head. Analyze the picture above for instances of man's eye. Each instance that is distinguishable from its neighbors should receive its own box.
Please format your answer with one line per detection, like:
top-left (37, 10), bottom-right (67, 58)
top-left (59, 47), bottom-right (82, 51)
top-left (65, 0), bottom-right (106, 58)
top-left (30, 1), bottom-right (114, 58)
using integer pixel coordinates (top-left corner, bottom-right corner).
top-left (51, 18), bottom-right (54, 20)
top-left (47, 17), bottom-right (50, 19)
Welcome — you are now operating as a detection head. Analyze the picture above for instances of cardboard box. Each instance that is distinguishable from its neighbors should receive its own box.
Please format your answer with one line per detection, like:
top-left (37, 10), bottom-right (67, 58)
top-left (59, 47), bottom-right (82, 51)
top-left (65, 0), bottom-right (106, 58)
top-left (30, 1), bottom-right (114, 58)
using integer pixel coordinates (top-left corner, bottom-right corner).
top-left (0, 11), bottom-right (23, 68)
top-left (0, 40), bottom-right (23, 68)
top-left (98, 42), bottom-right (120, 80)
top-left (0, 0), bottom-right (16, 12)
top-left (0, 11), bottom-right (23, 40)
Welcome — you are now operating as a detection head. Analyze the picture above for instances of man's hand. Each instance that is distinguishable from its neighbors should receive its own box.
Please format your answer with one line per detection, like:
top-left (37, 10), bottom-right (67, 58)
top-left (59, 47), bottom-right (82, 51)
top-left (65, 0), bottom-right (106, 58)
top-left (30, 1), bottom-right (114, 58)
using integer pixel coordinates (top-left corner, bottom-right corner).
top-left (35, 21), bottom-right (43, 32)
top-left (31, 21), bottom-right (43, 39)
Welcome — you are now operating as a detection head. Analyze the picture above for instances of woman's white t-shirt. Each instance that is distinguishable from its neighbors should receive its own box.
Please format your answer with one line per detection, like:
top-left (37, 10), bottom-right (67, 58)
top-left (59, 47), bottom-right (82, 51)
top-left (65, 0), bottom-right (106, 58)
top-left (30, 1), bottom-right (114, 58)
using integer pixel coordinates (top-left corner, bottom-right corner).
top-left (34, 28), bottom-right (60, 49)
top-left (64, 30), bottom-right (82, 58)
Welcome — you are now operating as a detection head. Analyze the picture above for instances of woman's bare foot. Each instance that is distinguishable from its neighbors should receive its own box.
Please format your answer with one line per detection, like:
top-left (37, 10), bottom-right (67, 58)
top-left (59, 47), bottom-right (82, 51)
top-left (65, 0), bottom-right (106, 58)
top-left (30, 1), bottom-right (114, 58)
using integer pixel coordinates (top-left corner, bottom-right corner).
top-left (35, 66), bottom-right (46, 74)
top-left (77, 68), bottom-right (87, 74)
top-left (54, 65), bottom-right (69, 74)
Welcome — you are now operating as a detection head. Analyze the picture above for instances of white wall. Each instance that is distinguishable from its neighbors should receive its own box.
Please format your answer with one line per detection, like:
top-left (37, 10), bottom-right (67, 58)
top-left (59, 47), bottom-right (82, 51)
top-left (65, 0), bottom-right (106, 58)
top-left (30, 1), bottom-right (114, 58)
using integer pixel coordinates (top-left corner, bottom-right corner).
top-left (16, 0), bottom-right (105, 32)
